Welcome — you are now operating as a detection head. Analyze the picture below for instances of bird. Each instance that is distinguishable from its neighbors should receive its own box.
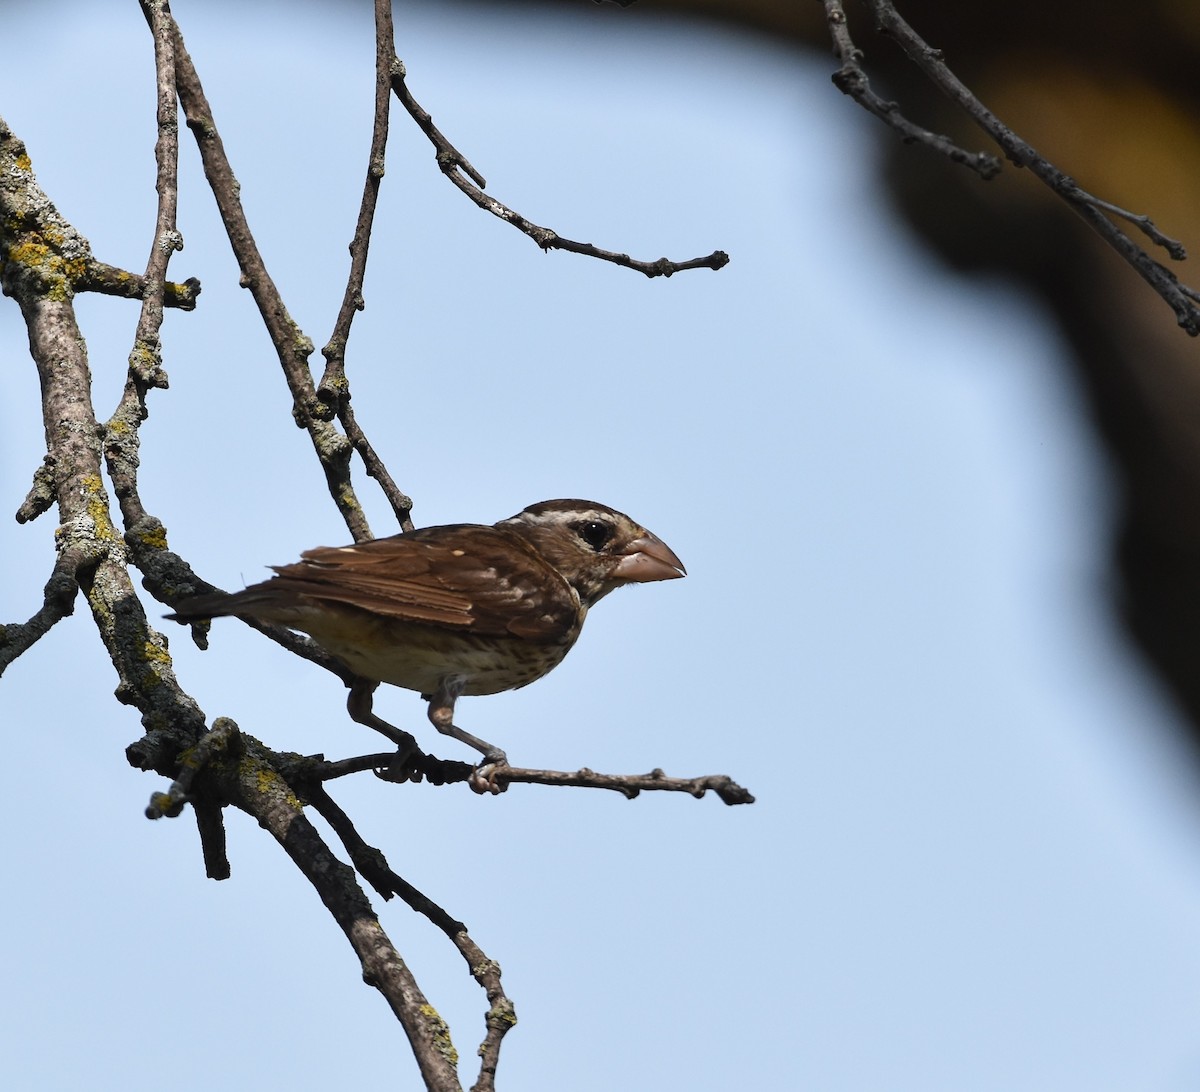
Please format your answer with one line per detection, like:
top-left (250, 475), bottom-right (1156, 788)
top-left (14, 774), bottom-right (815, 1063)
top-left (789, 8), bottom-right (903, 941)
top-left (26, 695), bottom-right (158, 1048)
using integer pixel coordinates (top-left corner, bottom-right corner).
top-left (167, 499), bottom-right (686, 791)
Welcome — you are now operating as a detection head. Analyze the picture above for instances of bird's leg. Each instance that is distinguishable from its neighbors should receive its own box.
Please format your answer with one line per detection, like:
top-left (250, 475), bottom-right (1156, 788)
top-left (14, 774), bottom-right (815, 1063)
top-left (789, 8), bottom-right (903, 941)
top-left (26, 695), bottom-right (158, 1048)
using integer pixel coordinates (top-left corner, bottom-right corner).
top-left (346, 678), bottom-right (420, 763)
top-left (426, 677), bottom-right (509, 795)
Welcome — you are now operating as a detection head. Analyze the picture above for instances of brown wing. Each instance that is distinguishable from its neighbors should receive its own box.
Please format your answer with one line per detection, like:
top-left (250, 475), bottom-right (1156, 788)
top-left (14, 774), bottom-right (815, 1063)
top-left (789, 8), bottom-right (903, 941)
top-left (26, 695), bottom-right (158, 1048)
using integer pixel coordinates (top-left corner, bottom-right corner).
top-left (260, 523), bottom-right (580, 641)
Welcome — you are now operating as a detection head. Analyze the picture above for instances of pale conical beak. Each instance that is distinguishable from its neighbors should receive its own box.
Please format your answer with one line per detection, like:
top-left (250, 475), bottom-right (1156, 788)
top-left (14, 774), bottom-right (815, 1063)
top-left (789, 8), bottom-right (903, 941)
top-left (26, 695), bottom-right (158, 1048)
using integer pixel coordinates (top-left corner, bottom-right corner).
top-left (612, 531), bottom-right (686, 583)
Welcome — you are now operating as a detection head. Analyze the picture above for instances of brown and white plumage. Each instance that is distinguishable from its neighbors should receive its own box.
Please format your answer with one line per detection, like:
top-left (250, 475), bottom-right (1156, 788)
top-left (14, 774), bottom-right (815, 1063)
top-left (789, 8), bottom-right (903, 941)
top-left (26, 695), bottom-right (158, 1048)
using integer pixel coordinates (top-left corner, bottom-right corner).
top-left (169, 499), bottom-right (685, 789)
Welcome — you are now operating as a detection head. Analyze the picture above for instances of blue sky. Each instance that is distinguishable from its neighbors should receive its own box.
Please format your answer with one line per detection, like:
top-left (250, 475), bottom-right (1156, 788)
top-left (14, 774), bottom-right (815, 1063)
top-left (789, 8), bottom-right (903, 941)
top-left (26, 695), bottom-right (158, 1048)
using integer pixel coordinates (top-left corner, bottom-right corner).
top-left (4, 2), bottom-right (1200, 1089)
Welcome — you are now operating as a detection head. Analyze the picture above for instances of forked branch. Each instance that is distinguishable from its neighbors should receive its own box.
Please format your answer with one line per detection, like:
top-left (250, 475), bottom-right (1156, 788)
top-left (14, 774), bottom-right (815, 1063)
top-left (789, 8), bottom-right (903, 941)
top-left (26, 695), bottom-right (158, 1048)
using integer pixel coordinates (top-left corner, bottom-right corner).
top-left (822, 0), bottom-right (1200, 334)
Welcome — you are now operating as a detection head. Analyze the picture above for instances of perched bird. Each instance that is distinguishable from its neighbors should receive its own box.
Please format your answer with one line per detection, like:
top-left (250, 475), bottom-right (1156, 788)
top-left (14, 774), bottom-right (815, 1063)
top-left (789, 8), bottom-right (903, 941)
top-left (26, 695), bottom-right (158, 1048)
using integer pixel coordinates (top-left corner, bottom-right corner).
top-left (168, 499), bottom-right (685, 791)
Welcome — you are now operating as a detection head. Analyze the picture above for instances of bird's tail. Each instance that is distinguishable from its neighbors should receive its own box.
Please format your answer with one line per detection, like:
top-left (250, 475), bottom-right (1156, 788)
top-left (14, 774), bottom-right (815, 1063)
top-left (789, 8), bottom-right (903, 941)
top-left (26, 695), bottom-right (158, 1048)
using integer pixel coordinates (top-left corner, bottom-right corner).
top-left (166, 588), bottom-right (247, 622)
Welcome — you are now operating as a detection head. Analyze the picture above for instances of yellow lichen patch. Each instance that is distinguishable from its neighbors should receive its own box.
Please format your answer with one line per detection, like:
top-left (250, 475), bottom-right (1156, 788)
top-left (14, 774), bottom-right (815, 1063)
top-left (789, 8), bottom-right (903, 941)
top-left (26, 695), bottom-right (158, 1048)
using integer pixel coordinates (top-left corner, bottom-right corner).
top-left (81, 475), bottom-right (117, 541)
top-left (486, 1000), bottom-right (518, 1028)
top-left (138, 524), bottom-right (169, 550)
top-left (8, 239), bottom-right (50, 265)
top-left (323, 372), bottom-right (351, 396)
top-left (418, 1004), bottom-right (459, 1067)
top-left (249, 761), bottom-right (304, 811)
top-left (15, 153), bottom-right (31, 170)
top-left (142, 640), bottom-right (172, 666)
top-left (130, 344), bottom-right (158, 370)
top-left (6, 236), bottom-right (87, 296)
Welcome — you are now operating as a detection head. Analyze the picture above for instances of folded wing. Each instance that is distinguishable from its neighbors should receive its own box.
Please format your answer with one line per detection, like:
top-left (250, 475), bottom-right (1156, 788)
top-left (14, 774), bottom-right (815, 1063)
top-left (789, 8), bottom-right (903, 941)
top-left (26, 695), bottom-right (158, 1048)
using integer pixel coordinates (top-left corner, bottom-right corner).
top-left (175, 524), bottom-right (580, 643)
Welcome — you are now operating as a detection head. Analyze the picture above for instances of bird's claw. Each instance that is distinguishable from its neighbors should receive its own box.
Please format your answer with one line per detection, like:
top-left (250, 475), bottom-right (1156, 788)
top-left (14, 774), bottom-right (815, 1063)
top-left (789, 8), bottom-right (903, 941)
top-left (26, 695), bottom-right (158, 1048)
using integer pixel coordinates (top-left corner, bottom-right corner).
top-left (375, 754), bottom-right (425, 784)
top-left (469, 753), bottom-right (510, 795)
top-left (370, 735), bottom-right (431, 784)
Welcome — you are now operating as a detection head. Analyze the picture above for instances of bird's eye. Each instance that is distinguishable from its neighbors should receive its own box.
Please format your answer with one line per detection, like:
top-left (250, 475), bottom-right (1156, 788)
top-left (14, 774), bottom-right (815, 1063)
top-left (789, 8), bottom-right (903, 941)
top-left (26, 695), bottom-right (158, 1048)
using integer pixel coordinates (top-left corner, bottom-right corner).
top-left (575, 520), bottom-right (614, 551)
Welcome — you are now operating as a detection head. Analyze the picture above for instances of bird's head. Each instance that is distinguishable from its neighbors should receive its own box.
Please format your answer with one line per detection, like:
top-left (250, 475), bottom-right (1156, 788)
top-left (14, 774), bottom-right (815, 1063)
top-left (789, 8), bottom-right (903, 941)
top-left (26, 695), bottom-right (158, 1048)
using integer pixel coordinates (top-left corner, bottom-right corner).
top-left (500, 499), bottom-right (686, 608)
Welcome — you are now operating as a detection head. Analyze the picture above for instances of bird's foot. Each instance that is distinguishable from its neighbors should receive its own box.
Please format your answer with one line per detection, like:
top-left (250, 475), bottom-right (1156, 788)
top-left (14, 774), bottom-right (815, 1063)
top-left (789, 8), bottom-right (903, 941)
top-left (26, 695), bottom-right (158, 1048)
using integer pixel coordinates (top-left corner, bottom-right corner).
top-left (470, 748), bottom-right (510, 795)
top-left (374, 742), bottom-right (426, 784)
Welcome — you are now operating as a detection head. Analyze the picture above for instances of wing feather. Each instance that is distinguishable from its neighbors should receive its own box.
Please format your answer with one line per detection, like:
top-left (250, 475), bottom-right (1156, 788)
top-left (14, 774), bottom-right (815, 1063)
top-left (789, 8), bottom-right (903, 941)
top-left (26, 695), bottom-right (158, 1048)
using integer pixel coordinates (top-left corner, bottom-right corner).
top-left (261, 524), bottom-right (579, 641)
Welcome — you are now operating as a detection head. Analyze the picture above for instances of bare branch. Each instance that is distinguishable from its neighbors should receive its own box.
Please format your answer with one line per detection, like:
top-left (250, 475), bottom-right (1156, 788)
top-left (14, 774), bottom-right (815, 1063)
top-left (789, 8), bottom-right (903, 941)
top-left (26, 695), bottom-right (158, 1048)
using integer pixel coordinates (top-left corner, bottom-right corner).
top-left (867, 0), bottom-right (1200, 333)
top-left (193, 796), bottom-right (231, 881)
top-left (391, 59), bottom-right (729, 278)
top-left (0, 111), bottom-right (209, 751)
top-left (318, 0), bottom-right (397, 401)
top-left (166, 6), bottom-right (416, 540)
top-left (317, 0), bottom-right (416, 532)
top-left (145, 715), bottom-right (240, 819)
top-left (299, 780), bottom-right (516, 1090)
top-left (0, 549), bottom-right (87, 674)
top-left (317, 749), bottom-right (756, 805)
top-left (821, 0), bottom-right (1000, 179)
top-left (824, 0), bottom-right (1200, 334)
top-left (487, 763), bottom-right (755, 804)
top-left (6, 10), bottom-right (748, 1087)
top-left (105, 0), bottom-right (185, 549)
top-left (77, 261), bottom-right (200, 309)
top-left (163, 723), bottom-right (469, 1092)
top-left (167, 18), bottom-right (373, 541)
top-left (15, 454), bottom-right (57, 524)
top-left (341, 401), bottom-right (416, 529)
top-left (1085, 194), bottom-right (1188, 260)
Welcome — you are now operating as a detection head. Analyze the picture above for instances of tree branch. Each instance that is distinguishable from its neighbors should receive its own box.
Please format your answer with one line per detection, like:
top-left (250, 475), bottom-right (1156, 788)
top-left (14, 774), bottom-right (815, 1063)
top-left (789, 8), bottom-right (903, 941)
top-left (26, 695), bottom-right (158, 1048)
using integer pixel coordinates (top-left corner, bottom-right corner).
top-left (168, 17), bottom-right (374, 542)
top-left (316, 749), bottom-right (756, 805)
top-left (0, 111), bottom-right (209, 756)
top-left (0, 549), bottom-right (86, 674)
top-left (821, 0), bottom-right (1200, 333)
top-left (821, 0), bottom-right (1000, 179)
top-left (298, 778), bottom-right (515, 1091)
top-left (390, 59), bottom-right (730, 278)
top-left (187, 722), bottom-right (467, 1092)
top-left (317, 0), bottom-right (416, 532)
top-left (76, 260), bottom-right (200, 309)
top-left (2, 87), bottom-right (443, 1092)
top-left (5, 9), bottom-right (749, 1088)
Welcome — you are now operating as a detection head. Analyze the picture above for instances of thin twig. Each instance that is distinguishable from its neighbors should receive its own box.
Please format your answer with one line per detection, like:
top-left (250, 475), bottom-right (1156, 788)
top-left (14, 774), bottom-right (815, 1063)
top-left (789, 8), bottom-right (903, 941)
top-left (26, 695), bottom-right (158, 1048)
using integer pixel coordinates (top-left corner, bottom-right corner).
top-left (167, 18), bottom-right (372, 542)
top-left (108, 0), bottom-right (183, 541)
top-left (341, 400), bottom-right (415, 530)
top-left (77, 261), bottom-right (200, 309)
top-left (315, 749), bottom-right (756, 805)
top-left (317, 0), bottom-right (415, 532)
top-left (318, 0), bottom-right (396, 404)
top-left (491, 764), bottom-right (755, 804)
top-left (391, 59), bottom-right (729, 278)
top-left (867, 0), bottom-right (1200, 332)
top-left (827, 0), bottom-right (1200, 334)
top-left (0, 547), bottom-right (91, 674)
top-left (299, 781), bottom-right (513, 1091)
top-left (1086, 194), bottom-right (1187, 260)
top-left (821, 0), bottom-right (1000, 179)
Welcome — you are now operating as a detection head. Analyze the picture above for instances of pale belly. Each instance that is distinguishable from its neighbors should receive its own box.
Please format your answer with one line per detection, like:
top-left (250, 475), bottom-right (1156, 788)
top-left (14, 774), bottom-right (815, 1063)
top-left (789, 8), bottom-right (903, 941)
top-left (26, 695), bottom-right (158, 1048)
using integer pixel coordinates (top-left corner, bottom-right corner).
top-left (282, 609), bottom-right (577, 697)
